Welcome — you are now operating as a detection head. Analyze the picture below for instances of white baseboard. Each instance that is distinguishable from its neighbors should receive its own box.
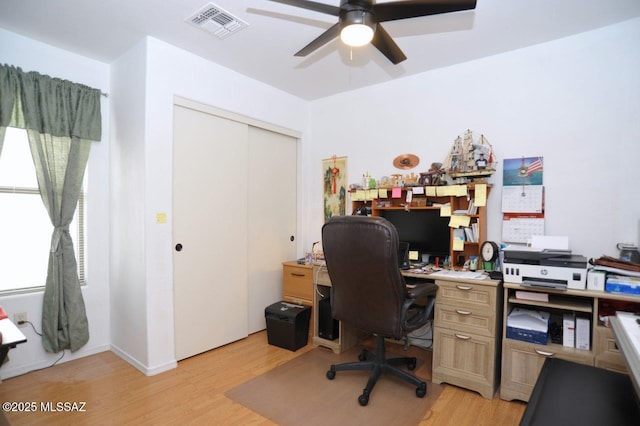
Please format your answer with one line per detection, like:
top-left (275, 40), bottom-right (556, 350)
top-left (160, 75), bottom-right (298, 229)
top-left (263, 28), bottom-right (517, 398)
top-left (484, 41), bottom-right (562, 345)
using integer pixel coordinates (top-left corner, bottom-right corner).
top-left (0, 343), bottom-right (110, 380)
top-left (109, 344), bottom-right (177, 376)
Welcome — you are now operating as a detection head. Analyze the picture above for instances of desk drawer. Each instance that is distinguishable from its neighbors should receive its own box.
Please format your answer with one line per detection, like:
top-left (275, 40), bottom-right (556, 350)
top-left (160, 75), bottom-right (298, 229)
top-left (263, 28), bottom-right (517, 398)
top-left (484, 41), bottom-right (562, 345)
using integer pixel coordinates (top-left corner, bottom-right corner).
top-left (283, 264), bottom-right (313, 304)
top-left (595, 325), bottom-right (623, 358)
top-left (435, 302), bottom-right (495, 338)
top-left (436, 280), bottom-right (496, 309)
top-left (594, 326), bottom-right (628, 373)
top-left (500, 338), bottom-right (594, 402)
top-left (432, 326), bottom-right (496, 399)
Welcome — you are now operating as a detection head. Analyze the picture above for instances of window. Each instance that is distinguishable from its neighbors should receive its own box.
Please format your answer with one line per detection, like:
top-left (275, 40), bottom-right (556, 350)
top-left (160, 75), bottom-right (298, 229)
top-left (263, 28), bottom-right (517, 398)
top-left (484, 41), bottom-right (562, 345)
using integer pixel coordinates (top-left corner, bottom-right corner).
top-left (0, 127), bottom-right (85, 293)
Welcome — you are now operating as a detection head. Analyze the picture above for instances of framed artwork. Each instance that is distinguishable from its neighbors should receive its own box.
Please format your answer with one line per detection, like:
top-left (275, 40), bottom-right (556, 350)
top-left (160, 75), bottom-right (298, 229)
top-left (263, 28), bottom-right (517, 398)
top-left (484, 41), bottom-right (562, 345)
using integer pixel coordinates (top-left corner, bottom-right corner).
top-left (323, 155), bottom-right (347, 222)
top-left (503, 156), bottom-right (544, 186)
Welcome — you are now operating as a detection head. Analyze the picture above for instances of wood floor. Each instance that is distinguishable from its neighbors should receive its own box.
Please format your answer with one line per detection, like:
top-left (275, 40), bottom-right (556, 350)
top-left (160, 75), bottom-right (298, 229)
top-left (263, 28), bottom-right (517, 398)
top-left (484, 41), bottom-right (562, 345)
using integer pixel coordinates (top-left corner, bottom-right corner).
top-left (0, 331), bottom-right (526, 425)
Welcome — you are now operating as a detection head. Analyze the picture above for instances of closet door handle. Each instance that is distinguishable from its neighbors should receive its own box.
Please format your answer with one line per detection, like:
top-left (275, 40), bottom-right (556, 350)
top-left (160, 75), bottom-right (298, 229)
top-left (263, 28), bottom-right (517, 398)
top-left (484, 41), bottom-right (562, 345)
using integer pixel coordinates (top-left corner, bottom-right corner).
top-left (175, 243), bottom-right (183, 252)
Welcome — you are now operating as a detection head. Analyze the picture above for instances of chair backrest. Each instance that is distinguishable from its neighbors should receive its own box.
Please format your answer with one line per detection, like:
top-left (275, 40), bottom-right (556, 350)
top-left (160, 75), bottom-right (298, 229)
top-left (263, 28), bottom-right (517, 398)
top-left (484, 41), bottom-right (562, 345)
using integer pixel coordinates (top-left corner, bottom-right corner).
top-left (321, 215), bottom-right (407, 339)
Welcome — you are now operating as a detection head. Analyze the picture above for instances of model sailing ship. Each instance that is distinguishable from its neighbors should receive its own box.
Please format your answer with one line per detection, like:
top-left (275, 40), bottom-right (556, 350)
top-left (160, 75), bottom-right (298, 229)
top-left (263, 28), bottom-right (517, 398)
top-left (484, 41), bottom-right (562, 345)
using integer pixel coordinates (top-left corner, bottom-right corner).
top-left (443, 129), bottom-right (497, 180)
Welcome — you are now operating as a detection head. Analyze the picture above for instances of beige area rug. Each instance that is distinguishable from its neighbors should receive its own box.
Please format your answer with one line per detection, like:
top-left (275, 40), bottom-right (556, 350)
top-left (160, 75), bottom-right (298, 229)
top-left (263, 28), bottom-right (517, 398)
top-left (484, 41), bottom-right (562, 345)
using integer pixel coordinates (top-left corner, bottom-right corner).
top-left (225, 346), bottom-right (444, 426)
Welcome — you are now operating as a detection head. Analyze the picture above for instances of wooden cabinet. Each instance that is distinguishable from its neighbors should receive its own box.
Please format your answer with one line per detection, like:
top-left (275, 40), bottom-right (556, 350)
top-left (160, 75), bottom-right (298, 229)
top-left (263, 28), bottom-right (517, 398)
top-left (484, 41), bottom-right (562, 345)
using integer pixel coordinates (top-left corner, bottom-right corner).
top-left (500, 283), bottom-right (640, 402)
top-left (432, 277), bottom-right (503, 399)
top-left (501, 335), bottom-right (594, 402)
top-left (350, 184), bottom-right (490, 264)
top-left (282, 261), bottom-right (313, 306)
top-left (282, 261), bottom-right (314, 339)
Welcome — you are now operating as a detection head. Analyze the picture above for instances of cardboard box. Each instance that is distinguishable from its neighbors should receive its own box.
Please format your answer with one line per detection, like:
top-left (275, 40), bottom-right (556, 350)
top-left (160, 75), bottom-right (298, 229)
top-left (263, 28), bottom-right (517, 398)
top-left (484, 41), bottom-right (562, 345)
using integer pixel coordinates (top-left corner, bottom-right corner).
top-left (563, 313), bottom-right (575, 348)
top-left (576, 316), bottom-right (590, 350)
top-left (507, 308), bottom-right (550, 345)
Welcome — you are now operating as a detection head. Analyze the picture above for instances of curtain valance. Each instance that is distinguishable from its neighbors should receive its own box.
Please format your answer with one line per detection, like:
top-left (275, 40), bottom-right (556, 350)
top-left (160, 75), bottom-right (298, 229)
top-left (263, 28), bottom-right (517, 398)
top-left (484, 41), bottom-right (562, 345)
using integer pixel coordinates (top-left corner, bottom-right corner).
top-left (0, 64), bottom-right (101, 141)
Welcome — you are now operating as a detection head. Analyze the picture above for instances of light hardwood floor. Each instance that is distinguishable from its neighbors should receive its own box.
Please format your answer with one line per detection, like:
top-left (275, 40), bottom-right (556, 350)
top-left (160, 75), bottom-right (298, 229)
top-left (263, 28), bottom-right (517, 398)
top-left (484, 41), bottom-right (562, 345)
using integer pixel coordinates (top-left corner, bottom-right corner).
top-left (0, 331), bottom-right (526, 425)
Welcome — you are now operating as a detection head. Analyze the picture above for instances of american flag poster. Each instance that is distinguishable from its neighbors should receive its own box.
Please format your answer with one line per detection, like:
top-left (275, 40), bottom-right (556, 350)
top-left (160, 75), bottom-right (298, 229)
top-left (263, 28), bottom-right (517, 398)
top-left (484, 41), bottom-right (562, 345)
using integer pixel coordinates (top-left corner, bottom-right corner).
top-left (503, 156), bottom-right (544, 186)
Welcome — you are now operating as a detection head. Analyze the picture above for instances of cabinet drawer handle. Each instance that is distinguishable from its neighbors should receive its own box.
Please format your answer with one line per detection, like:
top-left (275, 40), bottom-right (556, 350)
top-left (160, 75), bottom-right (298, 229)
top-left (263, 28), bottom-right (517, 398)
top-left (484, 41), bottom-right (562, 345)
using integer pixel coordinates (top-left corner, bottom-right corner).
top-left (456, 285), bottom-right (472, 291)
top-left (534, 349), bottom-right (555, 357)
top-left (456, 309), bottom-right (472, 315)
top-left (455, 334), bottom-right (471, 340)
top-left (291, 273), bottom-right (306, 277)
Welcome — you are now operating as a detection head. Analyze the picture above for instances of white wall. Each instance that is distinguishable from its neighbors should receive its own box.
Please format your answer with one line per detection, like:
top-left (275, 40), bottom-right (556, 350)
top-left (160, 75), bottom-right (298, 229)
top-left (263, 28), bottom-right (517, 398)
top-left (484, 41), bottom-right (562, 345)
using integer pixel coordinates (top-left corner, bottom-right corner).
top-left (0, 28), bottom-right (111, 378)
top-left (305, 18), bottom-right (640, 261)
top-left (109, 39), bottom-right (150, 372)
top-left (109, 37), bottom-right (310, 374)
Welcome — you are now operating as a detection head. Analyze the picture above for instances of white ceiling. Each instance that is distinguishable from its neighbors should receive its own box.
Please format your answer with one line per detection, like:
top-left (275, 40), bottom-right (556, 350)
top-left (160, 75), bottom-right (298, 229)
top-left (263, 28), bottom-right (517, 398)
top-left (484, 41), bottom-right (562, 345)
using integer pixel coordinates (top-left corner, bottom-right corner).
top-left (1, 0), bottom-right (639, 100)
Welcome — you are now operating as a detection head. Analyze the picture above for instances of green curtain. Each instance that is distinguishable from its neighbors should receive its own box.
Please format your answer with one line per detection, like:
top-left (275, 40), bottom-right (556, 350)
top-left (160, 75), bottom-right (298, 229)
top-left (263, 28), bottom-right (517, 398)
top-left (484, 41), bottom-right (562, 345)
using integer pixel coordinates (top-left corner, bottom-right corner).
top-left (0, 64), bottom-right (102, 352)
top-left (0, 65), bottom-right (21, 157)
top-left (0, 126), bottom-right (5, 156)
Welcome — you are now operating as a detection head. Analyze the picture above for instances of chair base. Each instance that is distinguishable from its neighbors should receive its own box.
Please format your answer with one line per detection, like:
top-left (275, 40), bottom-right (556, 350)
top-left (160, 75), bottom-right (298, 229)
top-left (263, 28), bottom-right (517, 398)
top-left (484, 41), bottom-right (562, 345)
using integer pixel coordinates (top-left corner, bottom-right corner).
top-left (326, 334), bottom-right (427, 406)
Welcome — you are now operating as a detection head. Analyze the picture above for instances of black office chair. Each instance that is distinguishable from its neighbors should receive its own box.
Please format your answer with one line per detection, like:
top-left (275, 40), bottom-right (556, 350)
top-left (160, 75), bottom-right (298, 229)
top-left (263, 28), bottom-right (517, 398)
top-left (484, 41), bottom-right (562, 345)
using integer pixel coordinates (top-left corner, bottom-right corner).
top-left (321, 215), bottom-right (438, 406)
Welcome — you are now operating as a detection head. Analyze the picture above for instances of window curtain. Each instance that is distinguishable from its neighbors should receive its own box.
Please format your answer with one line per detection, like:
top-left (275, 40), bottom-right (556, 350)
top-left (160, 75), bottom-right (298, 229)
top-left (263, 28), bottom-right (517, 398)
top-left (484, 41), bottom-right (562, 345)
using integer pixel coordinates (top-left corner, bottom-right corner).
top-left (0, 64), bottom-right (102, 353)
top-left (0, 65), bottom-right (22, 159)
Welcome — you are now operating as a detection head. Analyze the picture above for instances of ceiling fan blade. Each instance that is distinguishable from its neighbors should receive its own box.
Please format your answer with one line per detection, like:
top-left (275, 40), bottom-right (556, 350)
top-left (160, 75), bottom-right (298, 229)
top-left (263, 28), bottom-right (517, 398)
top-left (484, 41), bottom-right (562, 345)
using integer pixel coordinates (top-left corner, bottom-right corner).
top-left (371, 24), bottom-right (407, 65)
top-left (373, 0), bottom-right (476, 22)
top-left (268, 0), bottom-right (341, 17)
top-left (294, 23), bottom-right (341, 57)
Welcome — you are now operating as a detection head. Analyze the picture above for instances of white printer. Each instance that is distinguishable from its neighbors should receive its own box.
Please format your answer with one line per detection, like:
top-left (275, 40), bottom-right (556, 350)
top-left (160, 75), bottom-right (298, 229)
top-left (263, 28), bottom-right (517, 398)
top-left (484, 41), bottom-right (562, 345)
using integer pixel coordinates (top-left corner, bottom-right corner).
top-left (503, 247), bottom-right (588, 290)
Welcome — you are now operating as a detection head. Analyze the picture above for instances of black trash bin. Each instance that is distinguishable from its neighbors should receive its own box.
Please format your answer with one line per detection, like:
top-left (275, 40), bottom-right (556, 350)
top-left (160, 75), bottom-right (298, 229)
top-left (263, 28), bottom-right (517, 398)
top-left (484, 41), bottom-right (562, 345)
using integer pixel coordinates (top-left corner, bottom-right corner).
top-left (265, 301), bottom-right (311, 351)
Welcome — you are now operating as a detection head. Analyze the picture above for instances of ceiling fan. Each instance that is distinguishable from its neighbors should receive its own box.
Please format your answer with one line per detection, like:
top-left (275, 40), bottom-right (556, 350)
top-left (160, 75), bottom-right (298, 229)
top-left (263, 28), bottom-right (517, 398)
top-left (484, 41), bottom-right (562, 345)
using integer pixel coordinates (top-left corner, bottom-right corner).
top-left (268, 0), bottom-right (477, 64)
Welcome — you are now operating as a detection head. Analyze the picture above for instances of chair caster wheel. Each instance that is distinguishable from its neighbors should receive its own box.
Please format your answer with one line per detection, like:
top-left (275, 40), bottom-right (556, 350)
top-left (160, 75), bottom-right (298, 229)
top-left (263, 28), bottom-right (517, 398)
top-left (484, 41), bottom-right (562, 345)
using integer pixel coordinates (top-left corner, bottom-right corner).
top-left (407, 357), bottom-right (417, 370)
top-left (358, 393), bottom-right (369, 406)
top-left (326, 368), bottom-right (336, 380)
top-left (416, 383), bottom-right (427, 398)
top-left (358, 352), bottom-right (367, 361)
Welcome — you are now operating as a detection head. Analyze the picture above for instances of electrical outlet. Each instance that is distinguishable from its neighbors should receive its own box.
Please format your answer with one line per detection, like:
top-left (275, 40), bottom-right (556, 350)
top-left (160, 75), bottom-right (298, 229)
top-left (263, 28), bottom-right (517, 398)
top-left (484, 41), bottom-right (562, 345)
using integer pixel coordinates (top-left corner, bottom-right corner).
top-left (14, 312), bottom-right (27, 328)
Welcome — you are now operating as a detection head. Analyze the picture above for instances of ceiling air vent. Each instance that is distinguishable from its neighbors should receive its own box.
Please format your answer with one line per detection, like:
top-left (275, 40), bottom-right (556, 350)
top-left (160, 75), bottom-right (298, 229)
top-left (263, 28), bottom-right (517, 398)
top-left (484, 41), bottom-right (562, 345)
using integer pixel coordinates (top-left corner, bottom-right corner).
top-left (186, 3), bottom-right (248, 39)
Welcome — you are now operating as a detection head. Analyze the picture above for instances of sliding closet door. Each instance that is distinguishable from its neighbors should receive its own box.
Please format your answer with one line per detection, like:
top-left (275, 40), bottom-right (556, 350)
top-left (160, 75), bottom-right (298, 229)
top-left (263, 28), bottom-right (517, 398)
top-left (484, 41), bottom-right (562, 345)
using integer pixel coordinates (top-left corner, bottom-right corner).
top-left (173, 105), bottom-right (249, 360)
top-left (247, 126), bottom-right (298, 333)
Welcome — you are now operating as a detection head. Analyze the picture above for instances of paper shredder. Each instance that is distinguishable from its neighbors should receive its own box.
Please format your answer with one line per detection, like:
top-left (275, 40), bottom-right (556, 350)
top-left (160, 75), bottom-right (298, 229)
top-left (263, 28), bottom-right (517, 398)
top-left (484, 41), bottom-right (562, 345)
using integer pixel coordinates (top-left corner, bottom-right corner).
top-left (265, 301), bottom-right (311, 351)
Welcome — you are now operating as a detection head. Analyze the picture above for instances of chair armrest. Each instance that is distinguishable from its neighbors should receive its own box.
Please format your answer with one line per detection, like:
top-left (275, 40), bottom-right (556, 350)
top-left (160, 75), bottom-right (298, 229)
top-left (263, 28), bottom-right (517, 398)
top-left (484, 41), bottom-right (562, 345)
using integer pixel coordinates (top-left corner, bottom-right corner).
top-left (402, 282), bottom-right (438, 331)
top-left (406, 282), bottom-right (437, 300)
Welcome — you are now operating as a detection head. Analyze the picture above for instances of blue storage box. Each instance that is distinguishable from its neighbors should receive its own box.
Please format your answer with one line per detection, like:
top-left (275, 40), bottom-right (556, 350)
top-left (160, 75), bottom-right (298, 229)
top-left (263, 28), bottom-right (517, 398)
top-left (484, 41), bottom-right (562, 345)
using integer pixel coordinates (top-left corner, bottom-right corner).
top-left (605, 276), bottom-right (640, 295)
top-left (506, 307), bottom-right (550, 345)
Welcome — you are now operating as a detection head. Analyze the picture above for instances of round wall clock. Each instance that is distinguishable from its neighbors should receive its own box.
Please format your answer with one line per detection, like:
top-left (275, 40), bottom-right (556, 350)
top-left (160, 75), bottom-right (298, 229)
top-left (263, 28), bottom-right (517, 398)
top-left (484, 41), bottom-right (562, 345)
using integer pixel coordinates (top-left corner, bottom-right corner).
top-left (481, 240), bottom-right (499, 263)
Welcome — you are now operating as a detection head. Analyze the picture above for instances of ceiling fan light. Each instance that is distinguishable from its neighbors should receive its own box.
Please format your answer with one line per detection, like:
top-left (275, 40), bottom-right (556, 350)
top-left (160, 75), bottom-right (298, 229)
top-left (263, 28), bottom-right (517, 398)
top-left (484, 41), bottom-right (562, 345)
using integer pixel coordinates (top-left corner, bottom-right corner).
top-left (340, 23), bottom-right (374, 47)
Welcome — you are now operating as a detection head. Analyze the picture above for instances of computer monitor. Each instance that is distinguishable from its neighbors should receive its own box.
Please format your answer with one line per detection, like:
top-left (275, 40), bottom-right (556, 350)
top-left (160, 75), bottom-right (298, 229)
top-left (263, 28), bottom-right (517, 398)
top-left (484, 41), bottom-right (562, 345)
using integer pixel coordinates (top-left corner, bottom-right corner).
top-left (382, 209), bottom-right (450, 262)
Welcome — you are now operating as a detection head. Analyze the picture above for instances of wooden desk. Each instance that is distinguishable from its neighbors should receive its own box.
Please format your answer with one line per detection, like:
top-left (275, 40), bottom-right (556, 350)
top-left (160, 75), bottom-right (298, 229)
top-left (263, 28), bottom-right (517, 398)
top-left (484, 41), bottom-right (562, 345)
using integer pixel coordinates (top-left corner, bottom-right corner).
top-left (0, 318), bottom-right (27, 379)
top-left (312, 263), bottom-right (503, 398)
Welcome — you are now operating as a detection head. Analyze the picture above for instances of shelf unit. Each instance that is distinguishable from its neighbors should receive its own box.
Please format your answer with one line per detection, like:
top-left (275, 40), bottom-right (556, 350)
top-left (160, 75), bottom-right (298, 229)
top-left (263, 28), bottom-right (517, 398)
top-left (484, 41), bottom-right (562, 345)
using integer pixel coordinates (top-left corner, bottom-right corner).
top-left (350, 184), bottom-right (490, 265)
top-left (500, 283), bottom-right (640, 402)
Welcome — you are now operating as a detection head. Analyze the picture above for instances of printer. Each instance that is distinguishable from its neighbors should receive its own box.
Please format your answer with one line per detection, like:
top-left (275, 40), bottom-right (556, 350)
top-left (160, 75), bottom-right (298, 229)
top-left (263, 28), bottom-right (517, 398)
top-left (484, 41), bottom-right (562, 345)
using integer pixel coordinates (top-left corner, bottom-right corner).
top-left (503, 246), bottom-right (588, 290)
